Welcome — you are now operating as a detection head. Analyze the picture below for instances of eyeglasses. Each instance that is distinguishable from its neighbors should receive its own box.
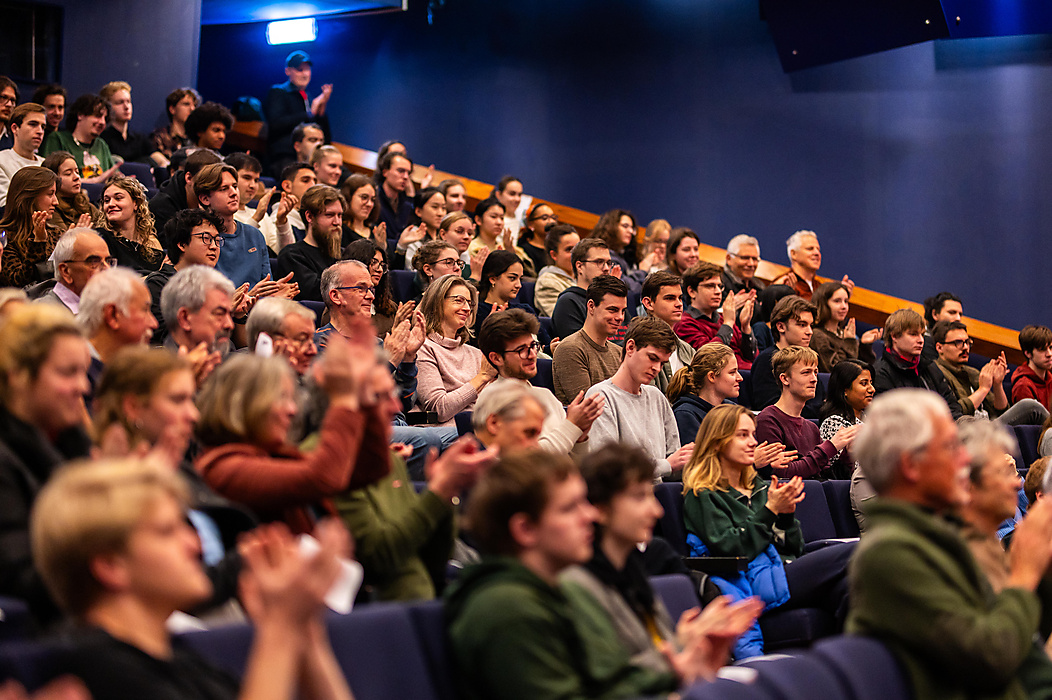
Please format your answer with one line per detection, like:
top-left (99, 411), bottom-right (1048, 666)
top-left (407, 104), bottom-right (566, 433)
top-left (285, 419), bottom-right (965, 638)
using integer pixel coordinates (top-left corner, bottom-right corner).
top-left (337, 284), bottom-right (376, 297)
top-left (446, 294), bottom-right (473, 308)
top-left (699, 282), bottom-right (725, 292)
top-left (193, 232), bottom-right (225, 248)
top-left (273, 333), bottom-right (316, 350)
top-left (583, 259), bottom-right (614, 270)
top-left (368, 259), bottom-right (388, 272)
top-left (529, 212), bottom-right (558, 223)
top-left (435, 258), bottom-right (466, 270)
top-left (942, 338), bottom-right (972, 349)
top-left (730, 253), bottom-right (760, 263)
top-left (501, 340), bottom-right (542, 359)
top-left (67, 256), bottom-right (118, 269)
top-left (0, 95), bottom-right (15, 107)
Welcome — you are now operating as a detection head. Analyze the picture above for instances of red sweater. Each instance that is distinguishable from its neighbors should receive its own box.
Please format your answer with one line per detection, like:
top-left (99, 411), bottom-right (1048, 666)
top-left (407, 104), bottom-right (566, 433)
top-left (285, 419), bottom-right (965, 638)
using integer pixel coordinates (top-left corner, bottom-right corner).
top-left (196, 404), bottom-right (390, 534)
top-left (673, 310), bottom-right (754, 371)
top-left (1011, 364), bottom-right (1052, 410)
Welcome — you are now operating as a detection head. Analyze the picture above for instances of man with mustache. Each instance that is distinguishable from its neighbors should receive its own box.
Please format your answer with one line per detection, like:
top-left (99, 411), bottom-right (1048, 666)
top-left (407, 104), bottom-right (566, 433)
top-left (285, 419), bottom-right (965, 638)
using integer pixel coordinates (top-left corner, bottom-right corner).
top-left (274, 184), bottom-right (345, 302)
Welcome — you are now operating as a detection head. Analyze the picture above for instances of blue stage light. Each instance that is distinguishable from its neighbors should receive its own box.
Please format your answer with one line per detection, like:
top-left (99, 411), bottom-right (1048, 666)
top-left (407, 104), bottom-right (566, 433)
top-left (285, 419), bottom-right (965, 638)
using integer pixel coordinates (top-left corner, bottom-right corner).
top-left (266, 18), bottom-right (317, 45)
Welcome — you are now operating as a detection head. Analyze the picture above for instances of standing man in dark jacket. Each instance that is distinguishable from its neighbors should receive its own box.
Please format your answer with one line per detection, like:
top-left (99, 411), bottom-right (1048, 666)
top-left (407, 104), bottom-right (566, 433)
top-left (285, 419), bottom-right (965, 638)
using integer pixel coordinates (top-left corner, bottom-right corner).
top-left (265, 51), bottom-right (332, 172)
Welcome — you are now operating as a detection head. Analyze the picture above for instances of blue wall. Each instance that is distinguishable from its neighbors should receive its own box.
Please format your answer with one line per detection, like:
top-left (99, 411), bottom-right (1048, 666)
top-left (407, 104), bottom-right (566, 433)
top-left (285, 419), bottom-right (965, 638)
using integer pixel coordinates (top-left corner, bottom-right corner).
top-left (199, 0), bottom-right (1052, 331)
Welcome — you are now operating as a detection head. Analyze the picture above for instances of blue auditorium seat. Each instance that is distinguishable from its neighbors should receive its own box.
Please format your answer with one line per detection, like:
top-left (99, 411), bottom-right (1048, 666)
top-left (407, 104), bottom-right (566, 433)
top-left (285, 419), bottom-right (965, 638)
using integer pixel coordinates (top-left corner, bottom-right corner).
top-left (751, 651), bottom-right (850, 699)
top-left (516, 279), bottom-right (535, 307)
top-left (654, 482), bottom-right (688, 556)
top-left (811, 636), bottom-right (911, 700)
top-left (454, 411), bottom-right (473, 437)
top-left (530, 358), bottom-right (555, 394)
top-left (177, 622), bottom-right (253, 678)
top-left (0, 596), bottom-right (31, 643)
top-left (118, 161), bottom-right (157, 189)
top-left (817, 372), bottom-right (830, 395)
top-left (389, 270), bottom-right (416, 304)
top-left (538, 316), bottom-right (554, 342)
top-left (795, 480), bottom-right (838, 545)
top-left (259, 176), bottom-right (277, 190)
top-left (738, 369), bottom-right (753, 409)
top-left (649, 573), bottom-right (701, 622)
top-left (299, 299), bottom-right (326, 323)
top-left (821, 480), bottom-right (860, 538)
top-left (83, 182), bottom-right (105, 204)
top-left (407, 601), bottom-right (459, 700)
top-left (1013, 424), bottom-right (1042, 469)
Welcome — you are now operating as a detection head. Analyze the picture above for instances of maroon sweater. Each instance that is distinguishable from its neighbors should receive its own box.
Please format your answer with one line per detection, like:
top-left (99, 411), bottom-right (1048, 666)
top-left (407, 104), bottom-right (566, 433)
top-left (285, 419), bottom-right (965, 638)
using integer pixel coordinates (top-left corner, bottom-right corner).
top-left (1011, 364), bottom-right (1052, 410)
top-left (755, 405), bottom-right (837, 479)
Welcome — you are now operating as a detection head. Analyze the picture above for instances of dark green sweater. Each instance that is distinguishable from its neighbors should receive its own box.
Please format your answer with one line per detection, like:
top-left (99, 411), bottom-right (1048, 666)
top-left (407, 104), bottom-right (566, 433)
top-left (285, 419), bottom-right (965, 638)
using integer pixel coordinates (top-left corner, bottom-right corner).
top-left (683, 479), bottom-right (804, 561)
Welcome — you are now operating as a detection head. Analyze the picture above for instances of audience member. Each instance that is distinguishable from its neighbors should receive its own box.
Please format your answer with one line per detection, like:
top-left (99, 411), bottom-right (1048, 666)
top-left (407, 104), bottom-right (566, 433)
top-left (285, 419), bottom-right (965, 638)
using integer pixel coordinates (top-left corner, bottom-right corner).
top-left (818, 359), bottom-right (874, 483)
top-left (809, 280), bottom-right (878, 372)
top-left (920, 290), bottom-right (963, 367)
top-left (1026, 456), bottom-right (1051, 505)
top-left (492, 175), bottom-right (524, 238)
top-left (437, 178), bottom-right (467, 212)
top-left (40, 94), bottom-right (120, 183)
top-left (933, 319), bottom-right (1048, 425)
top-left (416, 274), bottom-right (494, 425)
top-left (681, 403), bottom-right (853, 658)
top-left (667, 343), bottom-right (742, 446)
top-left (274, 184), bottom-right (345, 301)
top-left (1012, 324), bottom-right (1052, 410)
top-left (246, 297), bottom-right (318, 376)
top-left (551, 237), bottom-right (613, 340)
top-left (226, 152), bottom-right (266, 229)
top-left (438, 211), bottom-right (480, 281)
top-left (848, 389), bottom-right (1052, 700)
top-left (751, 283), bottom-right (795, 352)
top-left (375, 150), bottom-right (415, 238)
top-left (665, 227), bottom-right (700, 277)
top-left (41, 150), bottom-right (104, 230)
top-left (150, 87), bottom-right (199, 161)
top-left (533, 223), bottom-right (580, 317)
top-left (771, 230), bottom-right (853, 301)
top-left (447, 450), bottom-right (707, 699)
top-left (673, 261), bottom-right (755, 370)
top-left (30, 83), bottom-right (66, 138)
top-left (99, 176), bottom-right (166, 272)
top-left (41, 227), bottom-right (113, 313)
top-left (31, 458), bottom-right (355, 700)
top-left (468, 196), bottom-right (534, 277)
top-left (340, 173), bottom-right (383, 247)
top-left (0, 76), bottom-right (16, 148)
top-left (518, 202), bottom-right (557, 275)
top-left (591, 208), bottom-right (639, 280)
top-left (184, 101), bottom-right (234, 152)
top-left (756, 346), bottom-right (858, 479)
top-left (265, 51), bottom-right (332, 169)
top-left (640, 269), bottom-right (696, 391)
top-left (270, 121), bottom-right (324, 178)
top-left (0, 304), bottom-right (92, 624)
top-left (0, 166), bottom-right (61, 288)
top-left (0, 289), bottom-right (28, 318)
top-left (148, 148), bottom-right (221, 237)
top-left (397, 187), bottom-right (446, 270)
top-left (410, 239), bottom-right (463, 305)
top-left (872, 308), bottom-right (962, 418)
top-left (478, 309), bottom-right (603, 456)
top-left (98, 81), bottom-right (159, 166)
top-left (751, 295), bottom-right (820, 414)
top-left (259, 162), bottom-right (316, 252)
top-left (473, 250), bottom-right (534, 339)
top-left (312, 144), bottom-right (345, 187)
top-left (0, 103), bottom-right (46, 206)
top-left (586, 317), bottom-right (693, 477)
top-left (343, 238), bottom-right (401, 336)
top-left (722, 234), bottom-right (765, 297)
top-left (160, 265), bottom-right (237, 358)
top-left (552, 275), bottom-right (627, 404)
top-left (195, 341), bottom-right (388, 533)
top-left (472, 380), bottom-right (548, 453)
top-left (639, 218), bottom-right (671, 274)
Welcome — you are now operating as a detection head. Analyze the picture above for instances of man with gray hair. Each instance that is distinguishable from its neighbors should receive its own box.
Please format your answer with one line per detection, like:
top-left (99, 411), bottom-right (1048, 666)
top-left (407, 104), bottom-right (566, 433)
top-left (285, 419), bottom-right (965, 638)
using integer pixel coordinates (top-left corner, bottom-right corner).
top-left (722, 233), bottom-right (765, 298)
top-left (247, 297), bottom-right (318, 376)
top-left (473, 379), bottom-right (548, 453)
top-left (78, 267), bottom-right (157, 400)
top-left (848, 388), bottom-right (1052, 699)
top-left (38, 227), bottom-right (114, 313)
top-left (771, 229), bottom-right (853, 301)
top-left (160, 264), bottom-right (237, 356)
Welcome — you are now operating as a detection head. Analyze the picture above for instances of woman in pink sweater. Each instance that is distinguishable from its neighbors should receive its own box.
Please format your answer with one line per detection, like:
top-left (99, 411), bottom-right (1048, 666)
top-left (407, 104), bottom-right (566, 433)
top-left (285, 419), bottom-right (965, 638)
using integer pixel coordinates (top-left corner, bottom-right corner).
top-left (416, 274), bottom-right (497, 425)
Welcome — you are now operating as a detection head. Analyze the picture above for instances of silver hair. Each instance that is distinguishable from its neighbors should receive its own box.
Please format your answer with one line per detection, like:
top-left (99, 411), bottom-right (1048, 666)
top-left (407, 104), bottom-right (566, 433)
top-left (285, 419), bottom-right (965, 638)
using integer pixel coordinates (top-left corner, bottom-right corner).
top-left (727, 234), bottom-right (760, 258)
top-left (77, 267), bottom-right (145, 336)
top-left (160, 265), bottom-right (234, 331)
top-left (854, 389), bottom-right (949, 494)
top-left (51, 228), bottom-right (103, 280)
top-left (472, 378), bottom-right (548, 432)
top-left (785, 229), bottom-right (818, 258)
top-left (957, 418), bottom-right (1018, 479)
top-left (320, 260), bottom-right (368, 309)
top-left (247, 297), bottom-right (315, 350)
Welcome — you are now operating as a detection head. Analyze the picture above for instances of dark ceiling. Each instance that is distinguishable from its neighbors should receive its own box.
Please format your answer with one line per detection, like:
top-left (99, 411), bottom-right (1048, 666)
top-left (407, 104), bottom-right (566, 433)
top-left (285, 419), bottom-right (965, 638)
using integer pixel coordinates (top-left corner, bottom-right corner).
top-left (201, 0), bottom-right (404, 25)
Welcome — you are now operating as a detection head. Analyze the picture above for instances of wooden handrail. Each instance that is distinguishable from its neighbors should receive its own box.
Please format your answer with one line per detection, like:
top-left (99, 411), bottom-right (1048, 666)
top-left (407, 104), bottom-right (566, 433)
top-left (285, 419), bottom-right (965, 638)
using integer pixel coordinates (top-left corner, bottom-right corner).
top-left (332, 142), bottom-right (1024, 365)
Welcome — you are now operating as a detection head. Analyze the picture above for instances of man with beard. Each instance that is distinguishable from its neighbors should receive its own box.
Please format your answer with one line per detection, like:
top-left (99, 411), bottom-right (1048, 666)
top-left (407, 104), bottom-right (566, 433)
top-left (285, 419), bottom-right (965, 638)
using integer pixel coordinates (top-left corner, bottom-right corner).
top-left (0, 76), bottom-right (18, 148)
top-left (275, 184), bottom-right (345, 302)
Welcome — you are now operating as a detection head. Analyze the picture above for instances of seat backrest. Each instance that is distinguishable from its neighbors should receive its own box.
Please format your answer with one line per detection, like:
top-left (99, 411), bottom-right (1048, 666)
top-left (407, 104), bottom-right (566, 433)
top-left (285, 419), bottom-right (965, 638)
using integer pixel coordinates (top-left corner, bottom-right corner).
top-left (679, 676), bottom-right (777, 700)
top-left (299, 299), bottom-right (326, 324)
top-left (454, 411), bottom-right (474, 437)
top-left (738, 369), bottom-right (753, 409)
top-left (516, 279), bottom-right (535, 307)
top-left (389, 269), bottom-right (416, 304)
top-left (530, 358), bottom-right (555, 394)
top-left (0, 640), bottom-right (75, 691)
top-left (118, 161), bottom-right (157, 189)
top-left (795, 480), bottom-right (837, 542)
top-left (649, 573), bottom-right (700, 622)
top-left (654, 482), bottom-right (688, 555)
top-left (0, 596), bottom-right (31, 644)
top-left (1013, 424), bottom-right (1042, 470)
top-left (812, 635), bottom-right (911, 700)
top-left (177, 622), bottom-right (254, 678)
top-left (821, 480), bottom-right (860, 538)
top-left (752, 652), bottom-right (850, 700)
top-left (406, 600), bottom-right (459, 700)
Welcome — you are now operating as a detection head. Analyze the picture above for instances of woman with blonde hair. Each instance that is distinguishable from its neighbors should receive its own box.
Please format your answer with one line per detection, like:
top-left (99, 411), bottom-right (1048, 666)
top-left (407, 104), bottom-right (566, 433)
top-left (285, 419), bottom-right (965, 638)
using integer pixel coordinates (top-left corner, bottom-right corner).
top-left (0, 166), bottom-right (61, 287)
top-left (682, 403), bottom-right (854, 658)
top-left (667, 343), bottom-right (741, 443)
top-left (100, 175), bottom-right (165, 272)
top-left (416, 274), bottom-right (495, 425)
top-left (639, 219), bottom-right (671, 273)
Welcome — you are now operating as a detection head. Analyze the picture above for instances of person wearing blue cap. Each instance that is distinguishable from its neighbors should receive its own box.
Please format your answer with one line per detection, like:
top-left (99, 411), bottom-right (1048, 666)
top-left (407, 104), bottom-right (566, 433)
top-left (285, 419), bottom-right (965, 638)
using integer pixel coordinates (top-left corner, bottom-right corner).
top-left (265, 50), bottom-right (333, 173)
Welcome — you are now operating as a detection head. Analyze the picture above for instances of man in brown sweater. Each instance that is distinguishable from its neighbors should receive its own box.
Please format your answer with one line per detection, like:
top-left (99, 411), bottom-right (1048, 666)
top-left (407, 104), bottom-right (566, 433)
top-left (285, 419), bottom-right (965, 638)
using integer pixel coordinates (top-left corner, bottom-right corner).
top-left (553, 275), bottom-right (626, 405)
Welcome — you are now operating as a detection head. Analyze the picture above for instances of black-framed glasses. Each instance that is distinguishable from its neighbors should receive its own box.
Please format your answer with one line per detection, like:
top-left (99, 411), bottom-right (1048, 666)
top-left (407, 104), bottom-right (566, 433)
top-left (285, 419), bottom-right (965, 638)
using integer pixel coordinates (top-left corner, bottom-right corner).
top-left (583, 259), bottom-right (614, 270)
top-left (336, 284), bottom-right (376, 296)
top-left (942, 338), bottom-right (972, 349)
top-left (66, 256), bottom-right (118, 269)
top-left (500, 340), bottom-right (541, 359)
top-left (193, 232), bottom-right (225, 248)
top-left (368, 259), bottom-right (388, 272)
top-left (435, 258), bottom-right (466, 270)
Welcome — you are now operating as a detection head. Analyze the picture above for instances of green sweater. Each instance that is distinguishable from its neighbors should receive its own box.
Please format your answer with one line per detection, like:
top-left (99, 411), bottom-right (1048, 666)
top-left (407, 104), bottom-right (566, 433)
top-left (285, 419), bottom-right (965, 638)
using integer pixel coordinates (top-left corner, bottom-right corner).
top-left (683, 479), bottom-right (804, 561)
top-left (445, 557), bottom-right (678, 700)
top-left (846, 498), bottom-right (1052, 700)
top-left (335, 454), bottom-right (454, 602)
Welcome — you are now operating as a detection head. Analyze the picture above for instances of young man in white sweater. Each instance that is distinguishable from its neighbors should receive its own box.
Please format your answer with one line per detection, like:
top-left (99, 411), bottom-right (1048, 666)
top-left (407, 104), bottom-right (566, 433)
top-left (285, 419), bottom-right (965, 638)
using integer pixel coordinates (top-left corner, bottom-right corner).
top-left (585, 316), bottom-right (694, 478)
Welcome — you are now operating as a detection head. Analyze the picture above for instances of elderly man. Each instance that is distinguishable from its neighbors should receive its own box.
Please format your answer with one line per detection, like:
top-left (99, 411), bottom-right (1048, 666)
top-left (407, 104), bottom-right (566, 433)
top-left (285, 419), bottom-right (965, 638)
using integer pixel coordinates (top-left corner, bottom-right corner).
top-left (160, 265), bottom-right (236, 357)
top-left (78, 267), bottom-right (158, 399)
top-left (722, 234), bottom-right (765, 297)
top-left (472, 381), bottom-right (548, 453)
top-left (247, 297), bottom-right (318, 376)
top-left (38, 228), bottom-right (114, 313)
top-left (771, 230), bottom-right (853, 301)
top-left (848, 389), bottom-right (1052, 700)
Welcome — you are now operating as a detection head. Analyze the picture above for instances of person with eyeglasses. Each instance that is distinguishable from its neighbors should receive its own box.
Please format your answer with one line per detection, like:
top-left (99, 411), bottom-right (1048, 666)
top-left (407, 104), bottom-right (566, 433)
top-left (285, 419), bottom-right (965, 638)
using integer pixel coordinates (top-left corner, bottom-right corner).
top-left (38, 227), bottom-right (113, 314)
top-left (0, 76), bottom-right (19, 149)
top-left (722, 234), bottom-right (767, 299)
top-left (478, 308), bottom-right (605, 457)
top-left (552, 237), bottom-right (624, 342)
top-left (933, 320), bottom-right (1047, 426)
top-left (518, 202), bottom-right (558, 276)
top-left (673, 262), bottom-right (755, 372)
top-left (590, 209), bottom-right (641, 287)
top-left (410, 239), bottom-right (465, 305)
top-left (275, 184), bottom-right (346, 302)
top-left (343, 238), bottom-right (401, 337)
